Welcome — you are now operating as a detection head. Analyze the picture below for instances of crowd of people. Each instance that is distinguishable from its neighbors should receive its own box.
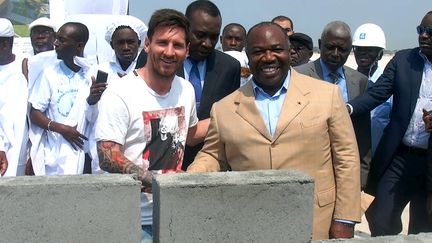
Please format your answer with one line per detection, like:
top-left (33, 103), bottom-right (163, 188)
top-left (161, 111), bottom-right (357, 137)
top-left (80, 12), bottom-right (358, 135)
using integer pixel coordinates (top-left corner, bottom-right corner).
top-left (1, 0), bottom-right (432, 241)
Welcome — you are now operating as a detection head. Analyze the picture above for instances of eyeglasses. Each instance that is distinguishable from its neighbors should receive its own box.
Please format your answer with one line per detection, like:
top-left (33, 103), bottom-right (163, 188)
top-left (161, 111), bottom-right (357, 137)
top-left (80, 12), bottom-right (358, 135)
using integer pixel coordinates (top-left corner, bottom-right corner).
top-left (417, 25), bottom-right (432, 36)
top-left (31, 30), bottom-right (53, 36)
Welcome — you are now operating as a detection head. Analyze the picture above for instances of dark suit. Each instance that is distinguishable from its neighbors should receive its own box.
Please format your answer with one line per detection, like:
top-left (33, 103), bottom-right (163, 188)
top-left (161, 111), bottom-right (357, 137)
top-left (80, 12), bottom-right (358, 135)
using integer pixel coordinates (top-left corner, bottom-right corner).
top-left (136, 49), bottom-right (241, 169)
top-left (348, 48), bottom-right (432, 235)
top-left (295, 59), bottom-right (371, 188)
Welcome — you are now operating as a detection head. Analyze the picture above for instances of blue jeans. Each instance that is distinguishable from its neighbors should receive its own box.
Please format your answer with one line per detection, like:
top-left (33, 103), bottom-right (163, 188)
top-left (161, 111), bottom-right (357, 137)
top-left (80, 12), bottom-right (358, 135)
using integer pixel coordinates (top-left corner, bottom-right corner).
top-left (141, 225), bottom-right (152, 243)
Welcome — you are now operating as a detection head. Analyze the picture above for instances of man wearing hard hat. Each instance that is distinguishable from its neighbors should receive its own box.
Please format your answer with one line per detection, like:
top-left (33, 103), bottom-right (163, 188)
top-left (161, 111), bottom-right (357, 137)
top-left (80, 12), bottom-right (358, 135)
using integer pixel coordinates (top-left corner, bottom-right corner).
top-left (352, 23), bottom-right (392, 156)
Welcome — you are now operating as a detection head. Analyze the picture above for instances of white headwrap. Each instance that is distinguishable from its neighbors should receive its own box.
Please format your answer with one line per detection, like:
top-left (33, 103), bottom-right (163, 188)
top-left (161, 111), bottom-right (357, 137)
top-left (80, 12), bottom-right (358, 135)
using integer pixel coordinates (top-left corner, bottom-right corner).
top-left (104, 15), bottom-right (147, 43)
top-left (0, 18), bottom-right (14, 37)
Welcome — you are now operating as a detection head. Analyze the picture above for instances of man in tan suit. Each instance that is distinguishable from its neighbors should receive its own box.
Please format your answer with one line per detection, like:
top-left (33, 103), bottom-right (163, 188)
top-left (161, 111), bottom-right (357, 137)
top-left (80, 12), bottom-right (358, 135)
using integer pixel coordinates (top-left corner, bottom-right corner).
top-left (187, 22), bottom-right (361, 240)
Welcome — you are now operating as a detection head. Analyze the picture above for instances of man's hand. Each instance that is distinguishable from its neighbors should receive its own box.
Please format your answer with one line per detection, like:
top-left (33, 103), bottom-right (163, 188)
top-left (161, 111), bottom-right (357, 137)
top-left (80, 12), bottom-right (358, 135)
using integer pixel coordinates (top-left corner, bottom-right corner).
top-left (422, 109), bottom-right (432, 132)
top-left (59, 124), bottom-right (88, 150)
top-left (329, 220), bottom-right (354, 239)
top-left (87, 76), bottom-right (107, 105)
top-left (30, 108), bottom-right (87, 150)
top-left (97, 141), bottom-right (153, 188)
top-left (0, 151), bottom-right (8, 176)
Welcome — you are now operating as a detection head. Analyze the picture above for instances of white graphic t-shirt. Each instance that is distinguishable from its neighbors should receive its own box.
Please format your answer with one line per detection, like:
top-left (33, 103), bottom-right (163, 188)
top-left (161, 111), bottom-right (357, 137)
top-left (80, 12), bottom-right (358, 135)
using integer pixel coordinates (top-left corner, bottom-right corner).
top-left (95, 71), bottom-right (198, 225)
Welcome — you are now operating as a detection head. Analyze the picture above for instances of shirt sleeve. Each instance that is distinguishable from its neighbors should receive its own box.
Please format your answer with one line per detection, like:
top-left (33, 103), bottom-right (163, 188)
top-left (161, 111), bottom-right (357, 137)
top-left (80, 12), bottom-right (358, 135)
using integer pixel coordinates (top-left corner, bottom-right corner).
top-left (94, 88), bottom-right (129, 145)
top-left (187, 81), bottom-right (199, 128)
top-left (28, 69), bottom-right (52, 112)
top-left (189, 98), bottom-right (198, 128)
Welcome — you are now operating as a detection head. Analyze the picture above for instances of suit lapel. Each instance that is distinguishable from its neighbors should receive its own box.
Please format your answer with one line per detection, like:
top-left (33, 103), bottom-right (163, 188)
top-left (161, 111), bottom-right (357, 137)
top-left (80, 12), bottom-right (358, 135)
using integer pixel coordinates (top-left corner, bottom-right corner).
top-left (273, 70), bottom-right (309, 140)
top-left (236, 82), bottom-right (273, 141)
top-left (344, 67), bottom-right (360, 101)
top-left (313, 59), bottom-right (324, 80)
top-left (200, 51), bottom-right (218, 110)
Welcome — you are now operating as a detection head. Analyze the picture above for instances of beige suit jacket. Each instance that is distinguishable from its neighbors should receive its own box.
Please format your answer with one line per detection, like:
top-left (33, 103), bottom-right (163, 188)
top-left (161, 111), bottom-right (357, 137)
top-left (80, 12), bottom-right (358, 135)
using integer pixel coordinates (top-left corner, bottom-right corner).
top-left (188, 70), bottom-right (361, 240)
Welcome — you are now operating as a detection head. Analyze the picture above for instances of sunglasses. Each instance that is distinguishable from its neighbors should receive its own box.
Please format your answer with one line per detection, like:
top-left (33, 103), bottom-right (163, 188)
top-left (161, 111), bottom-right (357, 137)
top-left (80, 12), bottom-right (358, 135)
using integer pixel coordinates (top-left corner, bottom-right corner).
top-left (417, 25), bottom-right (432, 36)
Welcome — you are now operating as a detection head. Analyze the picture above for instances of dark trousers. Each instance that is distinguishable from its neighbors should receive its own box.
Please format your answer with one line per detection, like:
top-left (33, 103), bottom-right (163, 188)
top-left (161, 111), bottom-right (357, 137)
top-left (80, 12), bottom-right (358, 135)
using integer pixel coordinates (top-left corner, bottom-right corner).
top-left (365, 148), bottom-right (432, 236)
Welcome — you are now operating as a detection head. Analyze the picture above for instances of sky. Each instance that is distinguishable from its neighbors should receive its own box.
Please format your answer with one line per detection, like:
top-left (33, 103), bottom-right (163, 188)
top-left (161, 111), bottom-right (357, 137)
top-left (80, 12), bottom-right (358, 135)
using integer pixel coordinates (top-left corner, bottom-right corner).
top-left (129, 0), bottom-right (432, 51)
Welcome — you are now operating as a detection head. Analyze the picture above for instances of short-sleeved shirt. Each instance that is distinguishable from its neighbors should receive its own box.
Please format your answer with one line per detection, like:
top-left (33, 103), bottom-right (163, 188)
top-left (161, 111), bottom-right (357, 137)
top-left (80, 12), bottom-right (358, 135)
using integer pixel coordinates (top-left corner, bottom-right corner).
top-left (95, 71), bottom-right (198, 225)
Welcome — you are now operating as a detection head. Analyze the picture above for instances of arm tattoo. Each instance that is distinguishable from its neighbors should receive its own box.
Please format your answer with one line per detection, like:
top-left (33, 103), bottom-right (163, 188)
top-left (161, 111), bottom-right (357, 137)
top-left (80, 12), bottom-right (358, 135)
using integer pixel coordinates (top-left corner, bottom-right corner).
top-left (97, 141), bottom-right (153, 187)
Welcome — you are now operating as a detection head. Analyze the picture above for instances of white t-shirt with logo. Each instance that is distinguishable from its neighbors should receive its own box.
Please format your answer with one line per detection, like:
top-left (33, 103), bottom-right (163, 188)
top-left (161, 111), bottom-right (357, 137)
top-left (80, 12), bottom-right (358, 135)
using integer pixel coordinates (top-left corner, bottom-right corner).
top-left (95, 71), bottom-right (198, 225)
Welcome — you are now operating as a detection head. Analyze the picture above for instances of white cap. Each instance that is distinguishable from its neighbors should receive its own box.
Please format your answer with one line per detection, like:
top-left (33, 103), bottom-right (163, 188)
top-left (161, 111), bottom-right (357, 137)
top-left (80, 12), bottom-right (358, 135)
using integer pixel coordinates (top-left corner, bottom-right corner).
top-left (29, 17), bottom-right (56, 32)
top-left (0, 18), bottom-right (14, 37)
top-left (105, 15), bottom-right (147, 43)
top-left (352, 23), bottom-right (386, 49)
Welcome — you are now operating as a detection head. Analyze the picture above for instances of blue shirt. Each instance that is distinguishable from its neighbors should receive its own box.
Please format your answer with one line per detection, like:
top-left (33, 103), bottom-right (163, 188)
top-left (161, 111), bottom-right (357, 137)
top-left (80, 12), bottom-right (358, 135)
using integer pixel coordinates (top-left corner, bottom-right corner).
top-left (252, 71), bottom-right (290, 137)
top-left (320, 59), bottom-right (349, 102)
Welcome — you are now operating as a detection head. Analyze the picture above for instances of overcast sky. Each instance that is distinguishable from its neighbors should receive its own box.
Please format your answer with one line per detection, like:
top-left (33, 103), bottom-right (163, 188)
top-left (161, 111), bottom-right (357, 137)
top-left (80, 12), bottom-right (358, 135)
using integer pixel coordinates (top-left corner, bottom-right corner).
top-left (129, 0), bottom-right (431, 51)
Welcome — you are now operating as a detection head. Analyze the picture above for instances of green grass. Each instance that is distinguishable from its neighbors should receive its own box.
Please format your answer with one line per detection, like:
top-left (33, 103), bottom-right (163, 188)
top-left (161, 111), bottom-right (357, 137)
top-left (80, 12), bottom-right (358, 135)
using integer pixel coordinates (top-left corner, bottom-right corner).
top-left (13, 25), bottom-right (30, 37)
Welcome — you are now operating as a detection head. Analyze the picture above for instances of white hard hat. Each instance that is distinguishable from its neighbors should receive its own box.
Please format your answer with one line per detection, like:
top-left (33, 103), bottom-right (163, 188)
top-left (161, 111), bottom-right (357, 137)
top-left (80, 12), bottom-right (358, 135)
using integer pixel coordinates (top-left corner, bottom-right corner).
top-left (352, 23), bottom-right (386, 49)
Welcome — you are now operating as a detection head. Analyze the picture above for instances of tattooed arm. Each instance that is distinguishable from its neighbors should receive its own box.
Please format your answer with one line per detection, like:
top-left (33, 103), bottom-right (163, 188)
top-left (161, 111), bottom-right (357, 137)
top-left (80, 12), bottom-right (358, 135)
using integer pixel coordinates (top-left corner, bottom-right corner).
top-left (97, 140), bottom-right (153, 188)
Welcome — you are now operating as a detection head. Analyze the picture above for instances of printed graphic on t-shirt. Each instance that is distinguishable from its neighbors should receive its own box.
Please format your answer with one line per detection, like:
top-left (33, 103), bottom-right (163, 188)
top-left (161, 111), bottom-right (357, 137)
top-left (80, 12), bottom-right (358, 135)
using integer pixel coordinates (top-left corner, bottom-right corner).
top-left (56, 89), bottom-right (78, 117)
top-left (142, 107), bottom-right (186, 173)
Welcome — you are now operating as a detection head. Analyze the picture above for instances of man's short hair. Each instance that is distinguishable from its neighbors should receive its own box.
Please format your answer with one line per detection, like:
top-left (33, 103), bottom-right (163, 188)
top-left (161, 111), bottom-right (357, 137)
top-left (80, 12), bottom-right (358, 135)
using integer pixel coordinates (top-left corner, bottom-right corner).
top-left (185, 0), bottom-right (221, 19)
top-left (62, 22), bottom-right (89, 44)
top-left (271, 15), bottom-right (294, 30)
top-left (147, 8), bottom-right (190, 43)
top-left (321, 21), bottom-right (351, 41)
top-left (222, 23), bottom-right (246, 35)
top-left (246, 22), bottom-right (290, 48)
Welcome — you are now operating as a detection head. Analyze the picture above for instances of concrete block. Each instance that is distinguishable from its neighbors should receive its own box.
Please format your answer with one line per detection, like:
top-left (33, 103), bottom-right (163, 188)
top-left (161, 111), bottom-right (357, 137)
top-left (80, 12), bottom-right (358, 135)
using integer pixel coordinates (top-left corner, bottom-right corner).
top-left (0, 174), bottom-right (141, 243)
top-left (153, 169), bottom-right (314, 243)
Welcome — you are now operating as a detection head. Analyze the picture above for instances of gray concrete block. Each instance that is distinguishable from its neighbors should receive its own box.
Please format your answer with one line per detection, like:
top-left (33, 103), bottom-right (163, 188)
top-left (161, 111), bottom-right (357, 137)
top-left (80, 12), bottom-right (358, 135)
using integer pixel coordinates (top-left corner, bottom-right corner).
top-left (153, 169), bottom-right (314, 243)
top-left (0, 174), bottom-right (141, 243)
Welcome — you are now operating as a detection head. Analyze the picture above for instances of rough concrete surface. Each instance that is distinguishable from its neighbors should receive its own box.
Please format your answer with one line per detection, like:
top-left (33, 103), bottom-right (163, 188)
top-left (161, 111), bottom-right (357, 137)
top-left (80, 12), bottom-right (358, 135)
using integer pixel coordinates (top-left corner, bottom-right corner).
top-left (153, 169), bottom-right (314, 243)
top-left (0, 174), bottom-right (141, 243)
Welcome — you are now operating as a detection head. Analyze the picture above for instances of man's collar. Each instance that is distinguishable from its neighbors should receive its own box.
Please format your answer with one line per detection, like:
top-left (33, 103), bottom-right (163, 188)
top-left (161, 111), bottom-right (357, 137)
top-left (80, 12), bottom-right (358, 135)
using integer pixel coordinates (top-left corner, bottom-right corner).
top-left (59, 61), bottom-right (76, 79)
top-left (252, 70), bottom-right (291, 97)
top-left (419, 49), bottom-right (432, 66)
top-left (319, 58), bottom-right (344, 78)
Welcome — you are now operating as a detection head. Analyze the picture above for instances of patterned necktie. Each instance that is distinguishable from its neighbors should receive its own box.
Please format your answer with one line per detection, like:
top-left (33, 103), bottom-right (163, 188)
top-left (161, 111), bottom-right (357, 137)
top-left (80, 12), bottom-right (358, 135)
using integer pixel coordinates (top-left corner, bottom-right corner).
top-left (189, 59), bottom-right (202, 110)
top-left (328, 71), bottom-right (341, 84)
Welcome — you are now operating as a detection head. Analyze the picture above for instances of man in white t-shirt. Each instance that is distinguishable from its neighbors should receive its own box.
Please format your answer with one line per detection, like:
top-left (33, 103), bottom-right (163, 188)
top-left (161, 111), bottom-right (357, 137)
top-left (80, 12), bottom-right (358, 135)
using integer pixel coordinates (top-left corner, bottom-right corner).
top-left (95, 9), bottom-right (208, 241)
